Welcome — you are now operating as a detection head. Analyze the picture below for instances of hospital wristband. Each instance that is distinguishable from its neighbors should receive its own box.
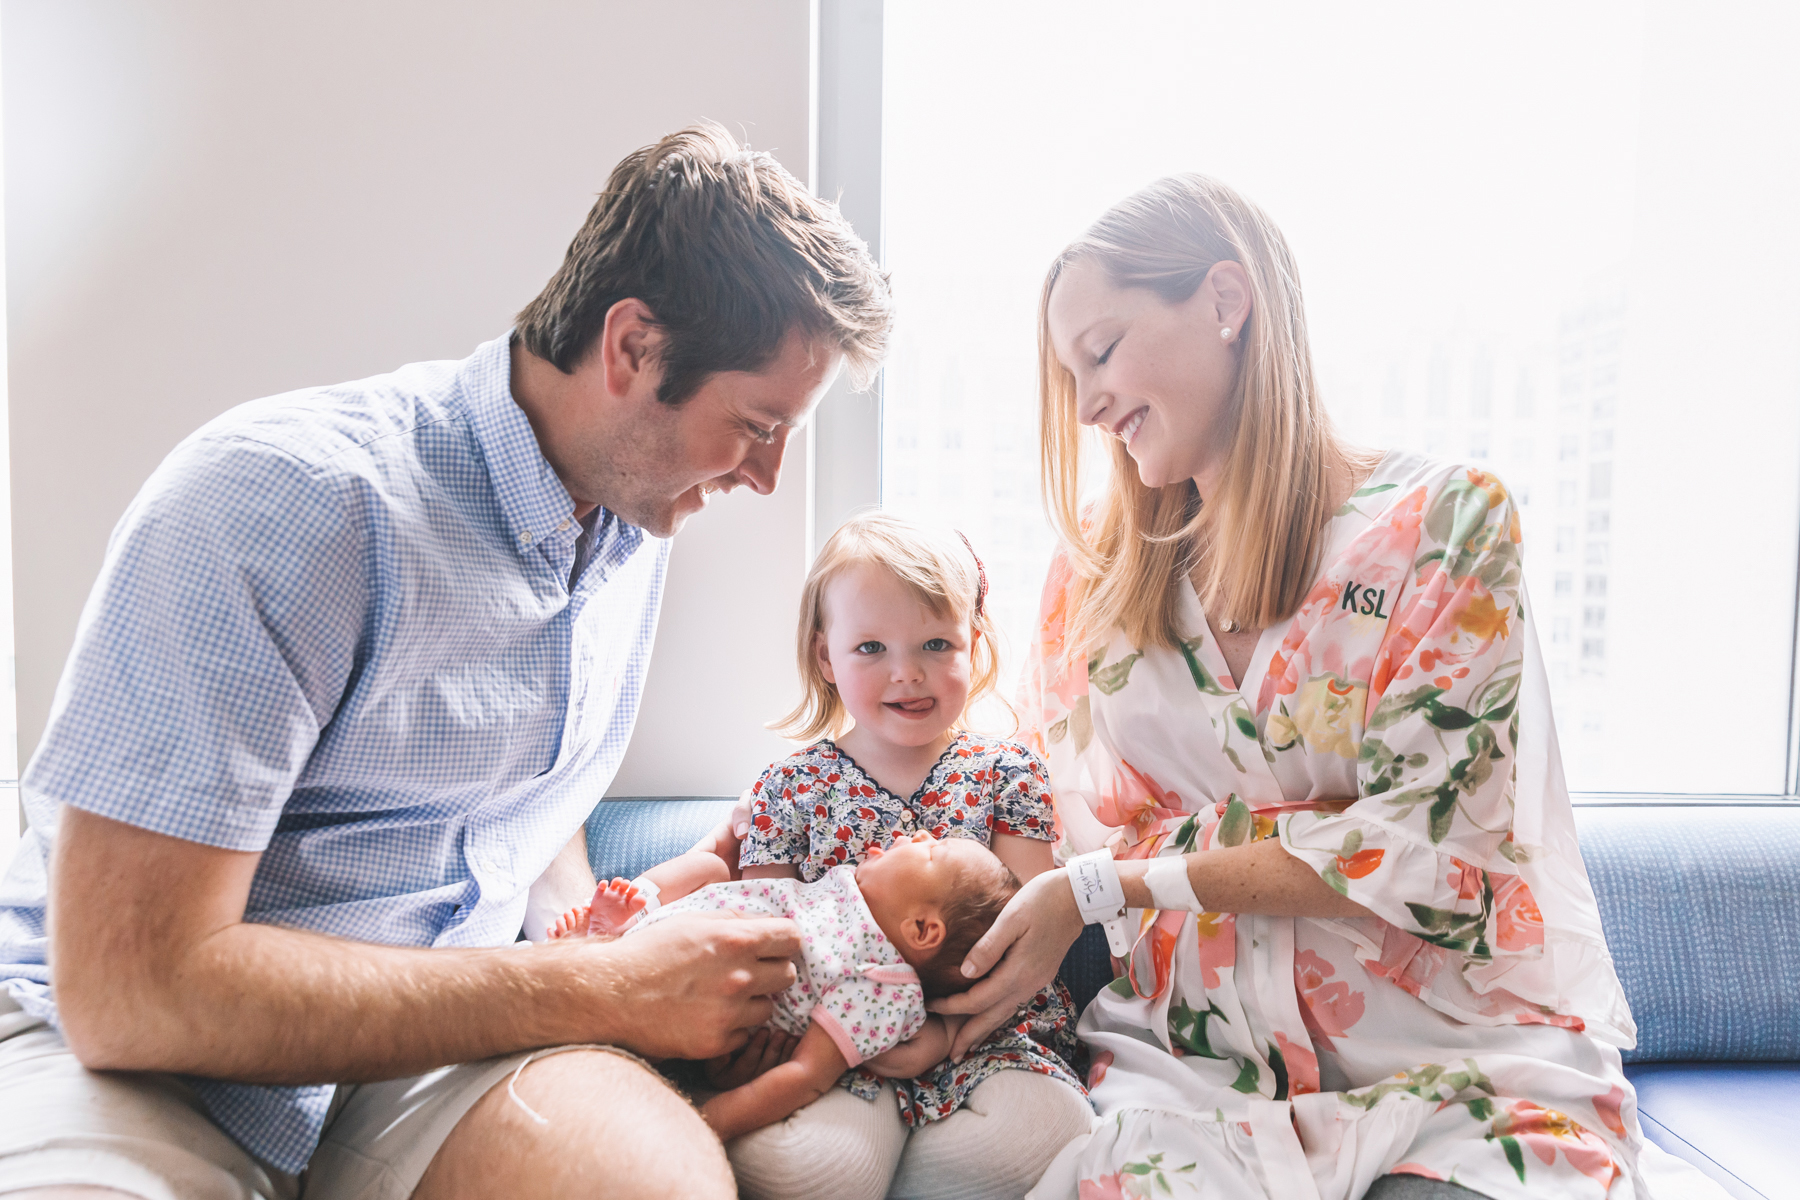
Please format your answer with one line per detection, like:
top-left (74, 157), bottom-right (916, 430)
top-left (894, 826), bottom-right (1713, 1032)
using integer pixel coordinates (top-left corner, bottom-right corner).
top-left (1067, 849), bottom-right (1133, 957)
top-left (631, 876), bottom-right (662, 914)
top-left (1143, 854), bottom-right (1203, 913)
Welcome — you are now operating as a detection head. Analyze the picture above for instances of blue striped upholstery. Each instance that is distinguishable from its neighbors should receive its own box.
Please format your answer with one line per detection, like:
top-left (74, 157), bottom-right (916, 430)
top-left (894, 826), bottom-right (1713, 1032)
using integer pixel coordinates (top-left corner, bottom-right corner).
top-left (1574, 805), bottom-right (1800, 1063)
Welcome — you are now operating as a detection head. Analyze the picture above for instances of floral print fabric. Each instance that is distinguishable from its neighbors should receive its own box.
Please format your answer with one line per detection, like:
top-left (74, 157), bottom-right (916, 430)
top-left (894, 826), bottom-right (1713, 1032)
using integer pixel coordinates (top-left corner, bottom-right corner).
top-left (1022, 452), bottom-right (1647, 1200)
top-left (740, 734), bottom-right (1056, 878)
top-left (740, 734), bottom-right (1086, 1126)
top-left (630, 865), bottom-right (927, 1067)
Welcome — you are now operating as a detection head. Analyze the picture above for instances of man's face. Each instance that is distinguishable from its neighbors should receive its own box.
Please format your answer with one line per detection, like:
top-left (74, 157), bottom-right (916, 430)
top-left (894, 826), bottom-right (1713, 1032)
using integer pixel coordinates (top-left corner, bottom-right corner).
top-left (588, 330), bottom-right (843, 537)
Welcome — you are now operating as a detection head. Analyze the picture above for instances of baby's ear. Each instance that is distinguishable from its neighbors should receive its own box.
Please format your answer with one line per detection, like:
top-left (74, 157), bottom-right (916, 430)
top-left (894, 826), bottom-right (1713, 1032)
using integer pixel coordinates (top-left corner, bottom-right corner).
top-left (908, 912), bottom-right (947, 954)
top-left (814, 632), bottom-right (835, 684)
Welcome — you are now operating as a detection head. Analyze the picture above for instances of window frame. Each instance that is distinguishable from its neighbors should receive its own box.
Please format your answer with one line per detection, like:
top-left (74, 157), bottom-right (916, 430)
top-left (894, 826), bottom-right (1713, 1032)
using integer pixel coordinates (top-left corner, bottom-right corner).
top-left (824, 5), bottom-right (1800, 805)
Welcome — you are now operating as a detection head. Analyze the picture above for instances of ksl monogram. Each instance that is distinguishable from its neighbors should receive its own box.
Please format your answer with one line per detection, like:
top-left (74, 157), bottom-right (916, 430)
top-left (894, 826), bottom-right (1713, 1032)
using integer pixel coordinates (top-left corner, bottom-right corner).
top-left (1341, 581), bottom-right (1391, 618)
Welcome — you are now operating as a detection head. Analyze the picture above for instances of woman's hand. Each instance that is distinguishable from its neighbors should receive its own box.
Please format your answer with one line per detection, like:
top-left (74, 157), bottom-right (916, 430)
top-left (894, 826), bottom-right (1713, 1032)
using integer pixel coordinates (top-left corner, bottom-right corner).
top-left (927, 866), bottom-right (1083, 1060)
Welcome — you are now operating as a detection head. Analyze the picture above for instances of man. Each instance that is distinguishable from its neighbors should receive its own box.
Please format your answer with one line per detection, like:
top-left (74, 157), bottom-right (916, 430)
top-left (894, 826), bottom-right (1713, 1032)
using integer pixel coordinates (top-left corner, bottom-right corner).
top-left (0, 123), bottom-right (891, 1199)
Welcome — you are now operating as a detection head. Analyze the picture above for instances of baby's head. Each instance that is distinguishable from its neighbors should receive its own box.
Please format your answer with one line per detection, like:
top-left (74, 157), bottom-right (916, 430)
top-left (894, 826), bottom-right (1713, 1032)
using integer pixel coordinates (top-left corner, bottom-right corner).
top-left (853, 832), bottom-right (1021, 998)
top-left (774, 512), bottom-right (1004, 748)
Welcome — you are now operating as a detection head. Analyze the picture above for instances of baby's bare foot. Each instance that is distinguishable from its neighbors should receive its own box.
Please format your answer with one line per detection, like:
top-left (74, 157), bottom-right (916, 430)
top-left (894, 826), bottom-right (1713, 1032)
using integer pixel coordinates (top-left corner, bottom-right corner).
top-left (547, 904), bottom-right (591, 940)
top-left (587, 877), bottom-right (648, 936)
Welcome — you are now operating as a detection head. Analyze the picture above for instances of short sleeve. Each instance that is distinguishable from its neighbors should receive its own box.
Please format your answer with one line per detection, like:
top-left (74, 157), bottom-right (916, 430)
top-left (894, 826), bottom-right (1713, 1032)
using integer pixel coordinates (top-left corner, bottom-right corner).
top-left (989, 743), bottom-right (1056, 842)
top-left (738, 760), bottom-right (810, 868)
top-left (1280, 470), bottom-right (1537, 965)
top-left (23, 434), bottom-right (366, 851)
top-left (808, 968), bottom-right (927, 1066)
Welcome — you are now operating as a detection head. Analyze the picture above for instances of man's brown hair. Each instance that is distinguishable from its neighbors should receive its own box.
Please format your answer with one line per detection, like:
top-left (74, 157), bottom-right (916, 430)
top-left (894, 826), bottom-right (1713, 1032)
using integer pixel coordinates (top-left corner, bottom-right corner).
top-left (517, 122), bottom-right (891, 404)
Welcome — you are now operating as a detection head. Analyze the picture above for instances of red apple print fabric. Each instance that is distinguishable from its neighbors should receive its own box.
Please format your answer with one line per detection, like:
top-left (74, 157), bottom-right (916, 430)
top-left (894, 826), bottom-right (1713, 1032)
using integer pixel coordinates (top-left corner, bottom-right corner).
top-left (740, 733), bottom-right (1056, 880)
top-left (1023, 452), bottom-right (1647, 1200)
top-left (739, 733), bottom-right (1084, 1127)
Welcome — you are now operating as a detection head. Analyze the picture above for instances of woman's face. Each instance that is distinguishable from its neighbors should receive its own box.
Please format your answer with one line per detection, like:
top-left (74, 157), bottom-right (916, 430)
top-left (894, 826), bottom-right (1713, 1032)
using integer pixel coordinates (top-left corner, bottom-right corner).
top-left (1046, 256), bottom-right (1248, 492)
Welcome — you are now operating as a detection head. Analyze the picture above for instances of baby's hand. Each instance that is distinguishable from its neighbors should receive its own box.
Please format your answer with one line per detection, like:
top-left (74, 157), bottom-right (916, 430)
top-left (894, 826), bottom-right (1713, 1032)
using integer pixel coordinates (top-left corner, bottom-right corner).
top-left (587, 877), bottom-right (649, 936)
top-left (546, 904), bottom-right (591, 940)
top-left (702, 1027), bottom-right (800, 1092)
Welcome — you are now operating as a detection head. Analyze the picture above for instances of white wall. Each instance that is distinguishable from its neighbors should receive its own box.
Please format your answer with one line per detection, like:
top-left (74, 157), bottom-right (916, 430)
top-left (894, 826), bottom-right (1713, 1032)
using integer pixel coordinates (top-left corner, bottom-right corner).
top-left (3, 0), bottom-right (820, 800)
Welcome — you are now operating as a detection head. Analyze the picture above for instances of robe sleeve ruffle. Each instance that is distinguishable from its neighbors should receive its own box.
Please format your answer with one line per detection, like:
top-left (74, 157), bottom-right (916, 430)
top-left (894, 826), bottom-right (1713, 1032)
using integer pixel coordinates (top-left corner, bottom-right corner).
top-left (1277, 470), bottom-right (1632, 1043)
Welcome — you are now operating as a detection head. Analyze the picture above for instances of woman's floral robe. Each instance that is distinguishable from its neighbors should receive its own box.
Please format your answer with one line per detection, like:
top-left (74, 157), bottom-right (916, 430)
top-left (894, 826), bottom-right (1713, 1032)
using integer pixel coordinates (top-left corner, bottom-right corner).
top-left (1023, 452), bottom-right (1648, 1200)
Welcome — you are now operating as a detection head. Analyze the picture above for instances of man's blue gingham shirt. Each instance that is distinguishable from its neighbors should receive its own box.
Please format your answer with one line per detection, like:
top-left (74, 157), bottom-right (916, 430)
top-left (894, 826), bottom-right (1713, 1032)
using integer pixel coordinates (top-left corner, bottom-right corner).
top-left (0, 334), bottom-right (669, 1172)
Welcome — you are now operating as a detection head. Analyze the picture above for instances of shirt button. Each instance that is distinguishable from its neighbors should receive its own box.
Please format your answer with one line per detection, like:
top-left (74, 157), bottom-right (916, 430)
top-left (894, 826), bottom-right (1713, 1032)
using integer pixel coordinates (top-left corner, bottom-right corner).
top-left (519, 530), bottom-right (534, 545)
top-left (901, 810), bottom-right (914, 821)
top-left (557, 518), bottom-right (571, 532)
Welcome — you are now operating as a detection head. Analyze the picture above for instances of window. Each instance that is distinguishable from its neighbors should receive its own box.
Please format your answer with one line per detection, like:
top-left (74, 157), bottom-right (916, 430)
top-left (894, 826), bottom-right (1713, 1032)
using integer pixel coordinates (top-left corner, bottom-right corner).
top-left (878, 1), bottom-right (1800, 795)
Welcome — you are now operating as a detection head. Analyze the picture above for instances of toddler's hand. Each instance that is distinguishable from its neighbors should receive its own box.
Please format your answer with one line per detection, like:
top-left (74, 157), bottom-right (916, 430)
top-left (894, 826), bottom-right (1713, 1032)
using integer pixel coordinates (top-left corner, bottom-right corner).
top-left (702, 1027), bottom-right (799, 1091)
top-left (546, 904), bottom-right (591, 941)
top-left (587, 877), bottom-right (649, 936)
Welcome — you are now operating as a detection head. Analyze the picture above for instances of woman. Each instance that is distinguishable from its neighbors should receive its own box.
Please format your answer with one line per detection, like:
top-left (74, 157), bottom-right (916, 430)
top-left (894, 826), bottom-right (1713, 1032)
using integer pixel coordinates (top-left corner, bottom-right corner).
top-left (935, 176), bottom-right (1645, 1199)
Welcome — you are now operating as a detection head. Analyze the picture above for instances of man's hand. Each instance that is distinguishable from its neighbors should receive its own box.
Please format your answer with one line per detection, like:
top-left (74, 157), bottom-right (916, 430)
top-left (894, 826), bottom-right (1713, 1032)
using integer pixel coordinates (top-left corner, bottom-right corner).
top-left (926, 866), bottom-right (1083, 1060)
top-left (582, 914), bottom-right (801, 1061)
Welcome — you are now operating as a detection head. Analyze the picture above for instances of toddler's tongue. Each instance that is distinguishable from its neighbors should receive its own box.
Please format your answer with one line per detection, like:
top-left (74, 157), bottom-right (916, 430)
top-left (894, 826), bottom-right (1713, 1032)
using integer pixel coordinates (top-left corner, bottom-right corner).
top-left (890, 697), bottom-right (935, 713)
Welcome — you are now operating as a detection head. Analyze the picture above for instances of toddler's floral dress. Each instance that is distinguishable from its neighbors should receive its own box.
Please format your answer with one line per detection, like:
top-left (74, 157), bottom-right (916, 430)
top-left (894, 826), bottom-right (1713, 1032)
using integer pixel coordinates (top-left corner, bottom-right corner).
top-left (740, 732), bottom-right (1087, 1125)
top-left (1022, 451), bottom-right (1646, 1200)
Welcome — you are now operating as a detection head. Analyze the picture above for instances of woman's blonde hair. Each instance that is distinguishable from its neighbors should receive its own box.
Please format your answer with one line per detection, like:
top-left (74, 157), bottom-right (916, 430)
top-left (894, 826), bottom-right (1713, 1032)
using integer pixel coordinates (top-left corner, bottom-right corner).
top-left (773, 512), bottom-right (1004, 742)
top-left (1039, 173), bottom-right (1376, 654)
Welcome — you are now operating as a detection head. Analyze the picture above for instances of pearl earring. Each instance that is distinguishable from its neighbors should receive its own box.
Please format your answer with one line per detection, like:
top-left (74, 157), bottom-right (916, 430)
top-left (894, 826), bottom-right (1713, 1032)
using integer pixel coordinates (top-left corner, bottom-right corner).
top-left (1220, 326), bottom-right (1233, 341)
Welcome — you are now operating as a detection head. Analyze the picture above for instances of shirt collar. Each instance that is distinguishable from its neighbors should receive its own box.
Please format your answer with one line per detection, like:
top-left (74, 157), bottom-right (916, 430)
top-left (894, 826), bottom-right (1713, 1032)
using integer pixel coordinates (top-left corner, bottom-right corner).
top-left (456, 332), bottom-right (645, 564)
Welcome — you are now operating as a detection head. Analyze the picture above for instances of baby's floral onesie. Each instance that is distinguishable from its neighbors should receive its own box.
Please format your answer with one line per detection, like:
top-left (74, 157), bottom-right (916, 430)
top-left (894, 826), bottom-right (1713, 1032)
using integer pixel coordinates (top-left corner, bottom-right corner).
top-left (630, 865), bottom-right (927, 1066)
top-left (739, 732), bottom-right (1087, 1124)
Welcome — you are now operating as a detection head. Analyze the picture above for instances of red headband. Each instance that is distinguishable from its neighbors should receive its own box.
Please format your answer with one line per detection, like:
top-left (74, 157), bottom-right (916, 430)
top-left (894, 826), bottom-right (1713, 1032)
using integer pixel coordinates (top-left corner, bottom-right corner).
top-left (956, 530), bottom-right (988, 617)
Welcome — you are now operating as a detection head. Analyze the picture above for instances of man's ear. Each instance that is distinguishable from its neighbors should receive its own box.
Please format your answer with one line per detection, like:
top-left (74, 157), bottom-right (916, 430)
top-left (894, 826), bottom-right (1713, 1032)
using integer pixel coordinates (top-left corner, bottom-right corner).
top-left (596, 298), bottom-right (664, 401)
top-left (814, 632), bottom-right (836, 685)
top-left (906, 912), bottom-right (947, 955)
top-left (1201, 260), bottom-right (1253, 339)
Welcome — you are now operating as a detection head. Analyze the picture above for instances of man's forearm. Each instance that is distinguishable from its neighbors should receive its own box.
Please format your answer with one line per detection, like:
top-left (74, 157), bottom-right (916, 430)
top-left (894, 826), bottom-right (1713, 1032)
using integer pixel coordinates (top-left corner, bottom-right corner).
top-left (50, 806), bottom-right (800, 1084)
top-left (68, 920), bottom-right (632, 1083)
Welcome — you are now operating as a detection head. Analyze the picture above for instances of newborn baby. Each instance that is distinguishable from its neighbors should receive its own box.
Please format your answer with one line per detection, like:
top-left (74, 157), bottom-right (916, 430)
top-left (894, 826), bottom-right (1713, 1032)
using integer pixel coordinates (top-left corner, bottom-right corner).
top-left (553, 833), bottom-right (1019, 1140)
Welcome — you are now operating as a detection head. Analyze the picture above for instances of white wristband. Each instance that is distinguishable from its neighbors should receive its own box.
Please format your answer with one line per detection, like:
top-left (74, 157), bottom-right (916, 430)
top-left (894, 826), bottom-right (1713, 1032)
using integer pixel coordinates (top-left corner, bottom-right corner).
top-left (1067, 849), bottom-right (1133, 957)
top-left (631, 876), bottom-right (662, 914)
top-left (1143, 855), bottom-right (1203, 913)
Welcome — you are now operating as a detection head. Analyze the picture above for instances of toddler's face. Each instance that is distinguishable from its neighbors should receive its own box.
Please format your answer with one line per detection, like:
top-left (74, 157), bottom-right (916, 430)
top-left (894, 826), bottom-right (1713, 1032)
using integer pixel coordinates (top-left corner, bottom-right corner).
top-left (854, 831), bottom-right (990, 921)
top-left (817, 563), bottom-right (973, 750)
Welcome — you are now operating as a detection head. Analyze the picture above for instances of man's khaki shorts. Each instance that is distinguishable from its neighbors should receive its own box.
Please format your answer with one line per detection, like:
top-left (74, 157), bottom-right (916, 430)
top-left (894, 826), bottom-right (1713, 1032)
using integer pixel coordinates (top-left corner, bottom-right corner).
top-left (0, 992), bottom-right (638, 1199)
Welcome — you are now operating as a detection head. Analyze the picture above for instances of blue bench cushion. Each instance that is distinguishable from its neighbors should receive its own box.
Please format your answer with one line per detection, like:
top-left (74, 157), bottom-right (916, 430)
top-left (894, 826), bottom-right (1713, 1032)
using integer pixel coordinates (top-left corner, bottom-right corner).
top-left (1626, 1062), bottom-right (1800, 1200)
top-left (1574, 806), bottom-right (1800, 1062)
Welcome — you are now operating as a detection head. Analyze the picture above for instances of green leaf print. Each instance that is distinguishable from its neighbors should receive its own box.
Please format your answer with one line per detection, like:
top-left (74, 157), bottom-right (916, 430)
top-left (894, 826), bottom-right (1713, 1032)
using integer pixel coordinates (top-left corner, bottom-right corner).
top-left (1422, 699), bottom-right (1478, 731)
top-left (1405, 900), bottom-right (1492, 957)
top-left (1169, 999), bottom-right (1228, 1059)
top-left (1178, 638), bottom-right (1234, 697)
top-left (1321, 859), bottom-right (1349, 896)
top-left (1090, 649), bottom-right (1144, 695)
top-left (1365, 685), bottom-right (1446, 731)
top-left (1171, 815), bottom-right (1202, 853)
top-left (1216, 797), bottom-right (1252, 847)
top-left (1339, 829), bottom-right (1364, 857)
top-left (1234, 713), bottom-right (1258, 739)
top-left (1267, 1040), bottom-right (1289, 1101)
top-left (1496, 1134), bottom-right (1527, 1183)
top-left (1335, 481), bottom-right (1397, 515)
top-left (1424, 479), bottom-right (1493, 555)
top-left (1222, 745), bottom-right (1247, 774)
top-left (1107, 976), bottom-right (1137, 998)
top-left (1427, 787), bottom-right (1459, 844)
top-left (1342, 1059), bottom-right (1496, 1111)
top-left (1047, 716), bottom-right (1068, 744)
top-left (1069, 694), bottom-right (1095, 753)
top-left (1229, 1059), bottom-right (1262, 1093)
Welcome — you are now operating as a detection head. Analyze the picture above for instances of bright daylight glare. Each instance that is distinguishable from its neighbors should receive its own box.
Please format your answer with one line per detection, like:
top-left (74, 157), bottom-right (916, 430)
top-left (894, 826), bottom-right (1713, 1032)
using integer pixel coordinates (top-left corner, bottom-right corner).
top-left (880, 0), bottom-right (1800, 794)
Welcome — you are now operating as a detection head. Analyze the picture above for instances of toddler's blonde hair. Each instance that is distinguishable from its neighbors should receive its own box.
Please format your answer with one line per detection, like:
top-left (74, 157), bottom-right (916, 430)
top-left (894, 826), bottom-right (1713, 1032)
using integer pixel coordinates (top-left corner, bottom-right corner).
top-left (773, 512), bottom-right (1004, 742)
